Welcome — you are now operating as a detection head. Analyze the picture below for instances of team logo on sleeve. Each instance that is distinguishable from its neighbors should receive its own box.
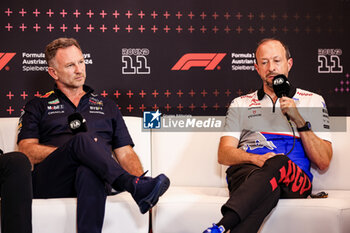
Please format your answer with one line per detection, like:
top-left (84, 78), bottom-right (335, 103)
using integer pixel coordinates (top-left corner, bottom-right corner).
top-left (321, 101), bottom-right (330, 129)
top-left (40, 91), bottom-right (54, 98)
top-left (17, 110), bottom-right (25, 134)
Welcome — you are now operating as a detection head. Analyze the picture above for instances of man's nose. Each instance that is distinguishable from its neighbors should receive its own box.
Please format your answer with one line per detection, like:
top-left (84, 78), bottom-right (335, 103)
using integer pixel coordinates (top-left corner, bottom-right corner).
top-left (75, 64), bottom-right (83, 73)
top-left (268, 62), bottom-right (276, 72)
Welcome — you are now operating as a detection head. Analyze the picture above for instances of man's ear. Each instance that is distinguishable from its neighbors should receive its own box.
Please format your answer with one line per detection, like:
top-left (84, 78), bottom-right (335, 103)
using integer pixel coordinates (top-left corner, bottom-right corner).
top-left (254, 63), bottom-right (260, 75)
top-left (287, 58), bottom-right (293, 72)
top-left (47, 67), bottom-right (58, 81)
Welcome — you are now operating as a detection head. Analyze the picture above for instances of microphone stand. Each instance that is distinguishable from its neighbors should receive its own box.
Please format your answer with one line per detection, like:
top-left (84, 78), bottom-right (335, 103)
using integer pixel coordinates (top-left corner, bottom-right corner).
top-left (282, 97), bottom-right (295, 156)
top-left (285, 116), bottom-right (296, 156)
top-left (273, 74), bottom-right (295, 156)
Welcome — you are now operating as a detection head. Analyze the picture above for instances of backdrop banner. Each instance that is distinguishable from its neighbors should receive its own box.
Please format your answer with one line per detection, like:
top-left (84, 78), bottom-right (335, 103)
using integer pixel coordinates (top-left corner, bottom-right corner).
top-left (0, 0), bottom-right (349, 118)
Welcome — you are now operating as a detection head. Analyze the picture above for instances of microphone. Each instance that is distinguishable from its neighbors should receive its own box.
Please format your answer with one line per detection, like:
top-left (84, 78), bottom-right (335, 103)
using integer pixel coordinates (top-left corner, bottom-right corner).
top-left (68, 112), bottom-right (88, 134)
top-left (272, 74), bottom-right (290, 98)
top-left (273, 74), bottom-right (291, 120)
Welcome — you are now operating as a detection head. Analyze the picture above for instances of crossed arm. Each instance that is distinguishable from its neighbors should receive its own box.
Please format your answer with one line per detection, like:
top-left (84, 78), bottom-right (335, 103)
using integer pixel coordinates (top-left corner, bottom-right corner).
top-left (218, 136), bottom-right (276, 168)
top-left (219, 97), bottom-right (333, 170)
top-left (218, 135), bottom-right (332, 171)
top-left (18, 139), bottom-right (57, 165)
top-left (19, 139), bottom-right (144, 176)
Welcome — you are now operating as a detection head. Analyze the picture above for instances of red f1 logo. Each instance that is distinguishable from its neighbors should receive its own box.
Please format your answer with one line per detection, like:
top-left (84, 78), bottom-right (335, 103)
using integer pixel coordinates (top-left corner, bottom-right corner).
top-left (0, 53), bottom-right (16, 71)
top-left (171, 53), bottom-right (226, 70)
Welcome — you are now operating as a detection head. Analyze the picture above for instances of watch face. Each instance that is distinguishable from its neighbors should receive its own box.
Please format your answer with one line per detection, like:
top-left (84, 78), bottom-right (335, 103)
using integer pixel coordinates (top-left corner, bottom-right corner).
top-left (298, 121), bottom-right (311, 131)
top-left (306, 121), bottom-right (312, 130)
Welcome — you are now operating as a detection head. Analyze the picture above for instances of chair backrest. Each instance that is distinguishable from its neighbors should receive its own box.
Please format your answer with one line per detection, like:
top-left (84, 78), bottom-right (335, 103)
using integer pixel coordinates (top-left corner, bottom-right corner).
top-left (0, 117), bottom-right (19, 153)
top-left (0, 117), bottom-right (152, 174)
top-left (1, 116), bottom-right (349, 190)
top-left (151, 116), bottom-right (350, 191)
top-left (311, 116), bottom-right (350, 190)
top-left (151, 130), bottom-right (227, 188)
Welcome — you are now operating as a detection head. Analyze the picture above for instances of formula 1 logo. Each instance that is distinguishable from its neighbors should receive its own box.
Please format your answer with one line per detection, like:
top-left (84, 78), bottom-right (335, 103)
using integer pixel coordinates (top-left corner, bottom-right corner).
top-left (171, 53), bottom-right (226, 70)
top-left (122, 48), bottom-right (150, 75)
top-left (0, 53), bottom-right (16, 71)
top-left (318, 49), bottom-right (343, 73)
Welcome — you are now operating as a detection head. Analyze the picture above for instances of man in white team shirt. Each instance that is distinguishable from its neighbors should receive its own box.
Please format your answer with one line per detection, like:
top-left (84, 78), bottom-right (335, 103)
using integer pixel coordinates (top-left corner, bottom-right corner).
top-left (203, 38), bottom-right (333, 233)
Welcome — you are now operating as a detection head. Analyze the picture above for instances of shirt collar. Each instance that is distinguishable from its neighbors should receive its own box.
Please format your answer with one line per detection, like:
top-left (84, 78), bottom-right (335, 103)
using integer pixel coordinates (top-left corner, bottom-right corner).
top-left (53, 85), bottom-right (94, 98)
top-left (257, 85), bottom-right (296, 100)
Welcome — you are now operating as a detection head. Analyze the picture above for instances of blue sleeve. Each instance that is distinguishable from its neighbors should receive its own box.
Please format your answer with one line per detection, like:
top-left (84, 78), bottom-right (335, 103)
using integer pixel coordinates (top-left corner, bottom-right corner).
top-left (17, 98), bottom-right (44, 143)
top-left (111, 103), bottom-right (134, 149)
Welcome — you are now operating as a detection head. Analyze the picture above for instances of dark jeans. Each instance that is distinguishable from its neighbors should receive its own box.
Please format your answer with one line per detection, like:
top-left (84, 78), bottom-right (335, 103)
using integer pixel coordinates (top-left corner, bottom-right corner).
top-left (0, 152), bottom-right (32, 233)
top-left (32, 132), bottom-right (129, 233)
top-left (222, 155), bottom-right (312, 233)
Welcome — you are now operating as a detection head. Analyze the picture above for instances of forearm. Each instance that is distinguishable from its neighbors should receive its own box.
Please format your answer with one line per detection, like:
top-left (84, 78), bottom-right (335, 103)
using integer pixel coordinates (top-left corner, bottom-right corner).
top-left (218, 136), bottom-right (274, 167)
top-left (114, 146), bottom-right (144, 176)
top-left (280, 97), bottom-right (333, 170)
top-left (299, 131), bottom-right (332, 170)
top-left (218, 146), bottom-right (254, 166)
top-left (18, 140), bottom-right (57, 164)
top-left (118, 153), bottom-right (144, 176)
top-left (218, 146), bottom-right (274, 168)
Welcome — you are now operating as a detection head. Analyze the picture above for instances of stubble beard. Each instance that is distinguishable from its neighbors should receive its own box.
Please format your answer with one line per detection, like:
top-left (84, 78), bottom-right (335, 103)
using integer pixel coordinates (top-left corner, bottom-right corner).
top-left (264, 77), bottom-right (273, 88)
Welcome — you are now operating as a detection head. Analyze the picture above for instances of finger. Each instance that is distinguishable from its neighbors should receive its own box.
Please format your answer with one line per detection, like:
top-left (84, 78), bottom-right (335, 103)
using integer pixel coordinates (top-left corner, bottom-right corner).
top-left (280, 97), bottom-right (288, 102)
top-left (275, 153), bottom-right (285, 156)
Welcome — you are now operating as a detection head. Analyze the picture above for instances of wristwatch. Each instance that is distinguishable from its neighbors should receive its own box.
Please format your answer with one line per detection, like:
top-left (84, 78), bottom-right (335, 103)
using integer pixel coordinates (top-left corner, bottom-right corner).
top-left (297, 121), bottom-right (312, 132)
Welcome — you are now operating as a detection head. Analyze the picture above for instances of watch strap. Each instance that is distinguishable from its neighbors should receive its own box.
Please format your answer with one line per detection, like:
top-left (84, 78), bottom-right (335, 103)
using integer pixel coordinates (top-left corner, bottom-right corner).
top-left (297, 121), bottom-right (311, 132)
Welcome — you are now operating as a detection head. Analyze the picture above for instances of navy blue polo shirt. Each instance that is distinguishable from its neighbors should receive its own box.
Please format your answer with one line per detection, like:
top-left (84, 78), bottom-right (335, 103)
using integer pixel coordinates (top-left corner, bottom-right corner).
top-left (18, 85), bottom-right (134, 151)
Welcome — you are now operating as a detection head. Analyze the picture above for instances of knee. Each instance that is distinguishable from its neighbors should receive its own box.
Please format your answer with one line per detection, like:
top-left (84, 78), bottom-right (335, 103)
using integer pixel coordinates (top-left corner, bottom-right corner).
top-left (76, 165), bottom-right (95, 178)
top-left (3, 152), bottom-right (31, 172)
top-left (264, 155), bottom-right (290, 170)
top-left (68, 132), bottom-right (96, 150)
